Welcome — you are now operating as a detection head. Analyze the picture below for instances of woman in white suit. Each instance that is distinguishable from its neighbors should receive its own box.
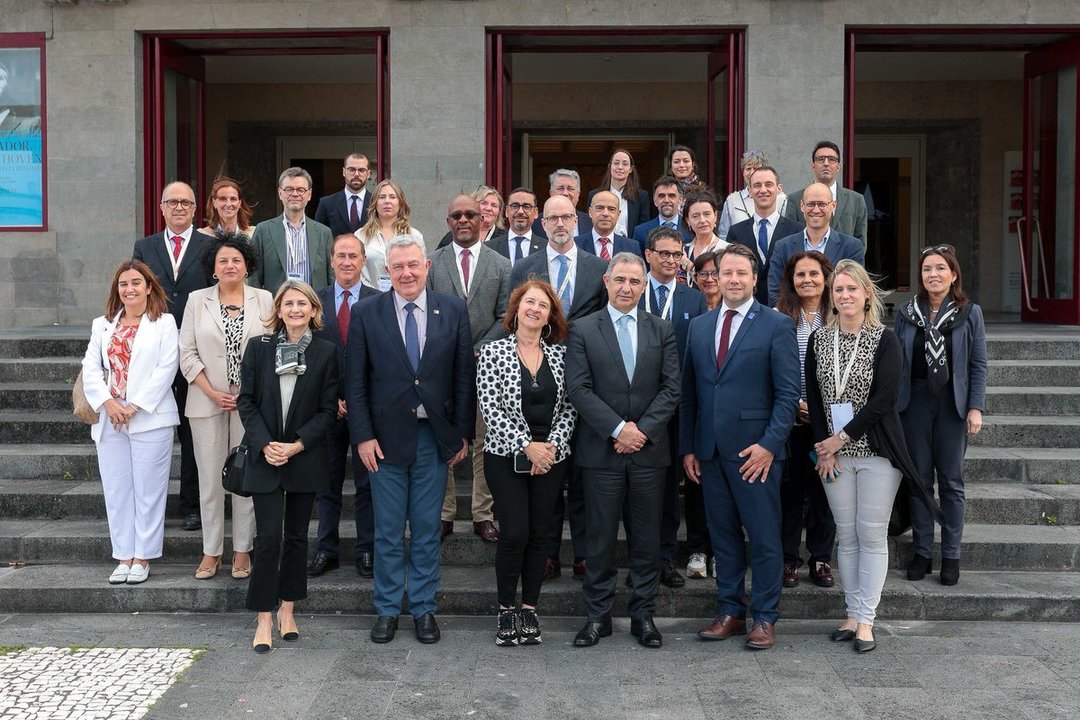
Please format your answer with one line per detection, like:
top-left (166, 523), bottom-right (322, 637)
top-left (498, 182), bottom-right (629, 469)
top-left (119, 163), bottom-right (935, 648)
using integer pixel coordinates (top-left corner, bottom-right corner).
top-left (180, 232), bottom-right (274, 580)
top-left (82, 260), bottom-right (180, 585)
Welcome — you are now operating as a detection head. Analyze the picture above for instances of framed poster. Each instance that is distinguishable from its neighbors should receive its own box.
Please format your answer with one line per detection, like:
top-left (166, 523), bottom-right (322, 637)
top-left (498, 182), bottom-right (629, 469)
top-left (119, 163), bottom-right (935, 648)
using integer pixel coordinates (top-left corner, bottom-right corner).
top-left (0, 34), bottom-right (46, 230)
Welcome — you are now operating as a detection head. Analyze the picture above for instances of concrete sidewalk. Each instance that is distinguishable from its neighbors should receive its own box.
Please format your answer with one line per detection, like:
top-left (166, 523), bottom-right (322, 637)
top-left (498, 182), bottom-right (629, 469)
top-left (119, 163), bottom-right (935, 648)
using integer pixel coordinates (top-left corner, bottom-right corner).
top-left (0, 613), bottom-right (1077, 719)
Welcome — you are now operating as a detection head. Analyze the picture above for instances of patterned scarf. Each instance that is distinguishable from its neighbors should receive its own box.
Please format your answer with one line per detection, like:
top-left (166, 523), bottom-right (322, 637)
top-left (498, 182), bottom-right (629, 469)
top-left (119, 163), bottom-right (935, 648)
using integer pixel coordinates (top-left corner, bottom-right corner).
top-left (901, 296), bottom-right (968, 394)
top-left (275, 329), bottom-right (312, 376)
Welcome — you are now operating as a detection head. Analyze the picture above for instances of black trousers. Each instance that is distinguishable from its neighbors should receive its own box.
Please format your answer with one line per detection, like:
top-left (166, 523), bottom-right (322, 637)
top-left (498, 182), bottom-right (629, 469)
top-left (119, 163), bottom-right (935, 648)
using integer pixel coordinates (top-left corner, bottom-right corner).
top-left (683, 479), bottom-right (712, 557)
top-left (485, 453), bottom-right (567, 608)
top-left (781, 423), bottom-right (836, 566)
top-left (658, 415), bottom-right (685, 564)
top-left (247, 488), bottom-right (314, 612)
top-left (315, 419), bottom-right (374, 558)
top-left (551, 457), bottom-right (587, 562)
top-left (172, 373), bottom-right (199, 517)
top-left (582, 463), bottom-right (665, 622)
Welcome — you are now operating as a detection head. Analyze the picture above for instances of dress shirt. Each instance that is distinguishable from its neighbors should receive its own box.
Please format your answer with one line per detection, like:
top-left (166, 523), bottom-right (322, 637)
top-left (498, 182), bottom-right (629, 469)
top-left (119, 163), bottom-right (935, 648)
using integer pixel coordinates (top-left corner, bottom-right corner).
top-left (606, 303), bottom-right (639, 438)
top-left (163, 225), bottom-right (194, 277)
top-left (803, 229), bottom-right (831, 254)
top-left (335, 281), bottom-right (361, 316)
top-left (591, 229), bottom-right (616, 260)
top-left (546, 243), bottom-right (579, 306)
top-left (452, 242), bottom-right (480, 297)
top-left (282, 216), bottom-right (310, 284)
top-left (610, 186), bottom-right (629, 236)
top-left (647, 275), bottom-right (677, 320)
top-left (392, 289), bottom-right (429, 418)
top-left (715, 295), bottom-right (755, 358)
top-left (753, 209), bottom-right (782, 262)
top-left (344, 187), bottom-right (367, 214)
top-left (507, 231), bottom-right (534, 265)
top-left (828, 181), bottom-right (838, 201)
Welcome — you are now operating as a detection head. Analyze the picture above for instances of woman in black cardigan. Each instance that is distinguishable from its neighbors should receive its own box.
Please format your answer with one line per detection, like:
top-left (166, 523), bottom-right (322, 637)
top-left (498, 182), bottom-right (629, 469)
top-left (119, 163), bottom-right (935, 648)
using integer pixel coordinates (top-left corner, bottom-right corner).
top-left (237, 280), bottom-right (339, 653)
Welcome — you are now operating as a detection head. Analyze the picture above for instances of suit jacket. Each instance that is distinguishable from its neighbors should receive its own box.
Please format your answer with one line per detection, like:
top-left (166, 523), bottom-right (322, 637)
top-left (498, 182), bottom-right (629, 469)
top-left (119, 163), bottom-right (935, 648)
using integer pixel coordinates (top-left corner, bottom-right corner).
top-left (728, 215), bottom-right (805, 305)
top-left (426, 242), bottom-right (512, 349)
top-left (767, 230), bottom-right (865, 306)
top-left (486, 232), bottom-right (546, 266)
top-left (178, 284), bottom-right (275, 418)
top-left (237, 334), bottom-right (340, 494)
top-left (315, 283), bottom-right (382, 358)
top-left (437, 227), bottom-right (508, 250)
top-left (680, 301), bottom-right (800, 461)
top-left (638, 280), bottom-right (707, 362)
top-left (506, 248), bottom-right (608, 324)
top-left (574, 232), bottom-right (643, 259)
top-left (566, 308), bottom-right (681, 468)
top-left (587, 187), bottom-right (652, 238)
top-left (784, 185), bottom-right (868, 248)
top-left (532, 210), bottom-right (592, 240)
top-left (133, 229), bottom-right (214, 328)
top-left (346, 290), bottom-right (476, 464)
top-left (81, 312), bottom-right (180, 443)
top-left (314, 189), bottom-right (373, 237)
top-left (249, 214), bottom-right (333, 294)
top-left (632, 216), bottom-right (693, 253)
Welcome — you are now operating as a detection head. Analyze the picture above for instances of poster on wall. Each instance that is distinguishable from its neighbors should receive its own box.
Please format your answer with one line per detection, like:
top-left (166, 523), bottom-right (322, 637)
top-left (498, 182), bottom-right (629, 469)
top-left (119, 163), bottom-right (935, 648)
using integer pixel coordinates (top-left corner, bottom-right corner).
top-left (0, 42), bottom-right (45, 230)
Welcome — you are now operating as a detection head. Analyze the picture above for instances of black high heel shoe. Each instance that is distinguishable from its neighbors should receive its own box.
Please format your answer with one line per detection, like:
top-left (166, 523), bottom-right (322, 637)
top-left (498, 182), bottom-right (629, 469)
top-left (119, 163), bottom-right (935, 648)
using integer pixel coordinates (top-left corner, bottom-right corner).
top-left (906, 554), bottom-right (932, 581)
top-left (939, 558), bottom-right (960, 586)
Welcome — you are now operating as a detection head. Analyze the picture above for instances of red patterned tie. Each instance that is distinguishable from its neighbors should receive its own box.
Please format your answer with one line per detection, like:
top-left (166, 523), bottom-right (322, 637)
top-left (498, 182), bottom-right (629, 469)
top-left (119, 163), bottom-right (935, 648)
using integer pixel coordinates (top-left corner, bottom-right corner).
top-left (598, 237), bottom-right (611, 261)
top-left (716, 309), bottom-right (737, 369)
top-left (171, 235), bottom-right (183, 262)
top-left (337, 289), bottom-right (351, 341)
top-left (349, 195), bottom-right (360, 230)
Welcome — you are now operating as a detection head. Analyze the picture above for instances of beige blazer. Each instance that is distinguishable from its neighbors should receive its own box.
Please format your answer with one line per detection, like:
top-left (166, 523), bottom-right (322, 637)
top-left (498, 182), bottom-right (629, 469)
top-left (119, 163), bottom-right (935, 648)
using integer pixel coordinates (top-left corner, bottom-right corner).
top-left (179, 284), bottom-right (274, 418)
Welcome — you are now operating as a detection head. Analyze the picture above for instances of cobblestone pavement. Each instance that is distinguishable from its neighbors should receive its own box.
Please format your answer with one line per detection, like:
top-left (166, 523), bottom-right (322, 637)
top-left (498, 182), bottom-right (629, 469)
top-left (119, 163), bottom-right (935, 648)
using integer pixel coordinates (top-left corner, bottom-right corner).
top-left (0, 613), bottom-right (1078, 719)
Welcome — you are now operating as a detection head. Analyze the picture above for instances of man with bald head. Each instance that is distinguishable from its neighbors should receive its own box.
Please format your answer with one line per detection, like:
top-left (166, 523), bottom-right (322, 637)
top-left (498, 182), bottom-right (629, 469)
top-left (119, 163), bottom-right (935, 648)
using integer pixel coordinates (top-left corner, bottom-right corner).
top-left (767, 181), bottom-right (865, 305)
top-left (133, 180), bottom-right (215, 531)
top-left (576, 190), bottom-right (643, 260)
top-left (783, 140), bottom-right (868, 248)
top-left (428, 194), bottom-right (512, 543)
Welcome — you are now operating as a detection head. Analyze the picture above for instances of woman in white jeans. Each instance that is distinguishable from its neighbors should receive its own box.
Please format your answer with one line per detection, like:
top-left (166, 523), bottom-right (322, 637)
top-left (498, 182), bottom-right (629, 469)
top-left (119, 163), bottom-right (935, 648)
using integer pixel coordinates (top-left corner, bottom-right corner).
top-left (804, 259), bottom-right (921, 653)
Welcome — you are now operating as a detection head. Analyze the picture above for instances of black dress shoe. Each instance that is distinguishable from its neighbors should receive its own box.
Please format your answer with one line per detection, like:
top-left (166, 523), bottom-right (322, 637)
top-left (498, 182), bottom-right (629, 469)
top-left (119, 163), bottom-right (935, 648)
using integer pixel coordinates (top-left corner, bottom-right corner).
top-left (830, 628), bottom-right (857, 642)
top-left (371, 615), bottom-right (398, 643)
top-left (414, 612), bottom-right (440, 644)
top-left (939, 557), bottom-right (960, 586)
top-left (573, 618), bottom-right (612, 648)
top-left (630, 616), bottom-right (663, 648)
top-left (854, 636), bottom-right (877, 653)
top-left (660, 562), bottom-right (686, 588)
top-left (906, 553), bottom-right (932, 581)
top-left (356, 551), bottom-right (374, 579)
top-left (307, 552), bottom-right (339, 577)
top-left (181, 513), bottom-right (201, 531)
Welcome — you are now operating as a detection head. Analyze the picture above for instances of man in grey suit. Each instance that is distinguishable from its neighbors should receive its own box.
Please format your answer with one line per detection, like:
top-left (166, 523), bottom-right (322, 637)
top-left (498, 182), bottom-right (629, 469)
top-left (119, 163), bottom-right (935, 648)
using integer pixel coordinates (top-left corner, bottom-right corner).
top-left (428, 194), bottom-right (512, 544)
top-left (250, 166), bottom-right (333, 293)
top-left (566, 252), bottom-right (681, 649)
top-left (783, 141), bottom-right (868, 249)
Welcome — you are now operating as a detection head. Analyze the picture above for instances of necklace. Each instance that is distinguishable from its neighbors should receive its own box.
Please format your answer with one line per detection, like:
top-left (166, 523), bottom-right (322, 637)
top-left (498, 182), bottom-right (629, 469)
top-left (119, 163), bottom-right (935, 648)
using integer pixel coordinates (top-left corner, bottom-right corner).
top-left (516, 342), bottom-right (543, 390)
top-left (223, 304), bottom-right (242, 312)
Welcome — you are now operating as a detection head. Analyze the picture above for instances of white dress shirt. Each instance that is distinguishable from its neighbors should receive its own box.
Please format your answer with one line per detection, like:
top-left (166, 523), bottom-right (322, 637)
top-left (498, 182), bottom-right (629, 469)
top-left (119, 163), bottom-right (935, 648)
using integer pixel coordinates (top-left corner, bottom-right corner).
top-left (715, 295), bottom-right (756, 358)
top-left (506, 230), bottom-right (534, 265)
top-left (610, 186), bottom-right (629, 236)
top-left (753, 208), bottom-right (782, 262)
top-left (163, 225), bottom-right (194, 277)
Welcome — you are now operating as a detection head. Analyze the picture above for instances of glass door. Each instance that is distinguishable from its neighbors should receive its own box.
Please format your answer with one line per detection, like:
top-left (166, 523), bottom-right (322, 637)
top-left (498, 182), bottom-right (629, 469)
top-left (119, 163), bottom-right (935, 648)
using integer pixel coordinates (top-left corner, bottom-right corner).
top-left (706, 40), bottom-right (738, 195)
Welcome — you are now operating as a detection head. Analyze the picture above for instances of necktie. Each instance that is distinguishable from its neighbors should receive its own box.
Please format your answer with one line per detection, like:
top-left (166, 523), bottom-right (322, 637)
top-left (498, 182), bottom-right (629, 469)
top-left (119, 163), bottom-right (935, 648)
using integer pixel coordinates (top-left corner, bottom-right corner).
top-left (758, 218), bottom-right (770, 259)
top-left (513, 236), bottom-right (526, 265)
top-left (661, 221), bottom-right (675, 229)
top-left (716, 309), bottom-right (738, 370)
top-left (555, 255), bottom-right (571, 316)
top-left (404, 302), bottom-right (420, 371)
top-left (654, 284), bottom-right (669, 318)
top-left (460, 248), bottom-right (471, 297)
top-left (349, 195), bottom-right (360, 230)
top-left (337, 289), bottom-right (351, 342)
top-left (170, 235), bottom-right (183, 262)
top-left (598, 237), bottom-right (611, 261)
top-left (616, 314), bottom-right (635, 382)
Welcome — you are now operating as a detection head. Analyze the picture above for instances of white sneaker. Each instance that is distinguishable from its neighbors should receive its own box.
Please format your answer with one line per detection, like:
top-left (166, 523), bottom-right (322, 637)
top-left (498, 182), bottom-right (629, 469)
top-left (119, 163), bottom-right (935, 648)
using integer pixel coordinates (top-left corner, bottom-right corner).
top-left (108, 563), bottom-right (130, 585)
top-left (686, 553), bottom-right (707, 579)
top-left (126, 563), bottom-right (150, 584)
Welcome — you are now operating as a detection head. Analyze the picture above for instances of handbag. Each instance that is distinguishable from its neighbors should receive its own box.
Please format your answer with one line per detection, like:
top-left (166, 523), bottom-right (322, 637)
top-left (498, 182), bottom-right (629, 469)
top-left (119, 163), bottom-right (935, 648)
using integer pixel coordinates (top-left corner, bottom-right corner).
top-left (222, 444), bottom-right (252, 497)
top-left (72, 370), bottom-right (99, 425)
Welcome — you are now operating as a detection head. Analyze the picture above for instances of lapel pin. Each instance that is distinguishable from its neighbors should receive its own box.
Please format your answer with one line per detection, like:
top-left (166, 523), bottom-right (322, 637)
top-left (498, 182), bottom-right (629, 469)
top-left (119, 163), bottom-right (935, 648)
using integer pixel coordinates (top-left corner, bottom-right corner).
top-left (433, 309), bottom-right (441, 315)
top-left (748, 312), bottom-right (756, 320)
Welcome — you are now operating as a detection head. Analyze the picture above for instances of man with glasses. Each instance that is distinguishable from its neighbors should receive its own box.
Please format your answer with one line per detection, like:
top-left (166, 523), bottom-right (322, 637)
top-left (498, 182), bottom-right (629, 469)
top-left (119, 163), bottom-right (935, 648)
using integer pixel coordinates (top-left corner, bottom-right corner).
top-left (133, 181), bottom-right (214, 533)
top-left (250, 167), bottom-right (333, 293)
top-left (728, 166), bottom-right (804, 304)
top-left (632, 176), bottom-right (693, 252)
top-left (487, 187), bottom-right (545, 266)
top-left (315, 153), bottom-right (374, 236)
top-left (576, 190), bottom-right (642, 260)
top-left (783, 141), bottom-right (867, 249)
top-left (768, 182), bottom-right (865, 305)
top-left (532, 169), bottom-right (593, 240)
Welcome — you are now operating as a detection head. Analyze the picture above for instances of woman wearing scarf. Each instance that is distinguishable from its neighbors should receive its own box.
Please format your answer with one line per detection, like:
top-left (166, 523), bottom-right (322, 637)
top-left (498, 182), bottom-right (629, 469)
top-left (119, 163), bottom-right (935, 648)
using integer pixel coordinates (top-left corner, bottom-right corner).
top-left (895, 245), bottom-right (987, 586)
top-left (237, 280), bottom-right (340, 653)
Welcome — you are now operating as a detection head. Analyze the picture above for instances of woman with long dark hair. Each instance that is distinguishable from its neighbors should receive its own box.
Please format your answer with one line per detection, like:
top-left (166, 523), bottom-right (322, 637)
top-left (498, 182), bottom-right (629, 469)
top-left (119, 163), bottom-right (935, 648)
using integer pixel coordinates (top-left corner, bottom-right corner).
top-left (589, 148), bottom-right (651, 238)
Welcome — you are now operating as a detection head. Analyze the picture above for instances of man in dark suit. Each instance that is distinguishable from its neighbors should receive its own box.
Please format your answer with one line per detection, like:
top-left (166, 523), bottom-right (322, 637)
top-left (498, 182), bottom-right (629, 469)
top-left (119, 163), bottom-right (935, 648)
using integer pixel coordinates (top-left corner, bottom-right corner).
top-left (638, 226), bottom-right (707, 588)
top-left (768, 182), bottom-right (866, 305)
top-left (314, 153), bottom-right (373, 237)
top-left (488, 187), bottom-right (545, 266)
top-left (575, 190), bottom-right (642, 260)
top-left (566, 252), bottom-right (681, 648)
top-left (681, 244), bottom-right (800, 650)
top-left (531, 169), bottom-right (592, 240)
top-left (783, 140), bottom-right (868, 249)
top-left (728, 166), bottom-right (805, 304)
top-left (632, 176), bottom-right (693, 252)
top-left (133, 180), bottom-right (213, 532)
top-left (308, 234), bottom-right (381, 580)
top-left (346, 235), bottom-right (475, 645)
top-left (250, 167), bottom-right (333, 294)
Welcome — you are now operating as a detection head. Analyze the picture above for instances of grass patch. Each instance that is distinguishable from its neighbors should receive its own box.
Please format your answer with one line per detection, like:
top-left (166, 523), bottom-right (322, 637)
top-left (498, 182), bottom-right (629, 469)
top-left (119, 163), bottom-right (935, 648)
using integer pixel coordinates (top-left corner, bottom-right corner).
top-left (0, 645), bottom-right (27, 656)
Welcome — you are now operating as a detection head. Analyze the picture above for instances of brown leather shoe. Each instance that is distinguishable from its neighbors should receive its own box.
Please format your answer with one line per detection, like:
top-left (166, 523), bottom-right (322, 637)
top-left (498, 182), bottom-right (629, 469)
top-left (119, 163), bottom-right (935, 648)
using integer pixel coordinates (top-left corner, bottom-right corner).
top-left (542, 557), bottom-right (561, 583)
top-left (572, 559), bottom-right (586, 580)
top-left (809, 561), bottom-right (835, 587)
top-left (697, 614), bottom-right (746, 641)
top-left (746, 620), bottom-right (775, 650)
top-left (783, 561), bottom-right (799, 588)
top-left (473, 520), bottom-right (500, 543)
top-left (440, 520), bottom-right (454, 542)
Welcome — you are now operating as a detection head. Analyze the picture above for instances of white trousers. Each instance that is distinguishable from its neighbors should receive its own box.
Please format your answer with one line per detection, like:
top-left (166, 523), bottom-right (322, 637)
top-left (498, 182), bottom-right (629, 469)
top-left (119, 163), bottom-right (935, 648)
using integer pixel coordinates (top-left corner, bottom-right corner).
top-left (189, 411), bottom-right (255, 556)
top-left (823, 455), bottom-right (902, 626)
top-left (95, 422), bottom-right (174, 560)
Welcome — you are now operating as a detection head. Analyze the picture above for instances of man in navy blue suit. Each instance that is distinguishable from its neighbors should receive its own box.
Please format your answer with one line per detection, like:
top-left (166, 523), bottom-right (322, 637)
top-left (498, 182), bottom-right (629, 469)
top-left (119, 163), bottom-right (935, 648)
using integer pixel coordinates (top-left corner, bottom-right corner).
top-left (314, 153), bottom-right (373, 236)
top-left (347, 236), bottom-right (475, 645)
top-left (727, 166), bottom-right (804, 304)
top-left (681, 244), bottom-right (799, 650)
top-left (309, 234), bottom-right (381, 580)
top-left (532, 169), bottom-right (592, 240)
top-left (632, 176), bottom-right (693, 252)
top-left (767, 182), bottom-right (865, 305)
top-left (576, 190), bottom-right (642, 259)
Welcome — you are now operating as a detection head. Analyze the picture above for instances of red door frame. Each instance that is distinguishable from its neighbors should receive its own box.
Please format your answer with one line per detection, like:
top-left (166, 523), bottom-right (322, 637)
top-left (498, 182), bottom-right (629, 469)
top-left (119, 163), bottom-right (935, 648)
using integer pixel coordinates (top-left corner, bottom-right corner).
top-left (1, 32), bottom-right (48, 232)
top-left (485, 28), bottom-right (745, 198)
top-left (142, 31), bottom-right (390, 236)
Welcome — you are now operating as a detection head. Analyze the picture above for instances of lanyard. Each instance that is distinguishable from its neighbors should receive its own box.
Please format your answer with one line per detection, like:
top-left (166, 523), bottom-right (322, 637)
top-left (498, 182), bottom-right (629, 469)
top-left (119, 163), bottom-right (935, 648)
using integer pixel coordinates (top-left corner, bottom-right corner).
top-left (832, 326), bottom-right (862, 401)
top-left (643, 282), bottom-right (675, 320)
top-left (554, 255), bottom-right (574, 298)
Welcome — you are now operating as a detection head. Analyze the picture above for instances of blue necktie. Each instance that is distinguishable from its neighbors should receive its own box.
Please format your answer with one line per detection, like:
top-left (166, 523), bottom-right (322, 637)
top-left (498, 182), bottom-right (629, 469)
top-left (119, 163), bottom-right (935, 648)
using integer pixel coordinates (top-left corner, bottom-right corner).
top-left (513, 236), bottom-right (526, 265)
top-left (616, 314), bottom-right (635, 382)
top-left (661, 221), bottom-right (675, 229)
top-left (654, 284), bottom-right (669, 318)
top-left (556, 255), bottom-right (571, 316)
top-left (404, 302), bottom-right (420, 371)
top-left (758, 218), bottom-right (770, 259)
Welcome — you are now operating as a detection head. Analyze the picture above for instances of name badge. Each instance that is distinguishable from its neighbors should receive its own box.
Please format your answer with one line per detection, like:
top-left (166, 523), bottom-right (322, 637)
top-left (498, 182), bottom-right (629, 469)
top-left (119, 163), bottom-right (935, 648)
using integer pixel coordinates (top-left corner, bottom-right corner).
top-left (287, 272), bottom-right (303, 281)
top-left (378, 274), bottom-right (392, 293)
top-left (829, 402), bottom-right (854, 435)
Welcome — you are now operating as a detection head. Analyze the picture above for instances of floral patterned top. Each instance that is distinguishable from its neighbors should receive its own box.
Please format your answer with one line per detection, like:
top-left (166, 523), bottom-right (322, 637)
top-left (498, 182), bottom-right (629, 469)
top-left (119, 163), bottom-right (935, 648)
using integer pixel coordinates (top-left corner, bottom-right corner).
top-left (221, 304), bottom-right (245, 388)
top-left (107, 323), bottom-right (139, 399)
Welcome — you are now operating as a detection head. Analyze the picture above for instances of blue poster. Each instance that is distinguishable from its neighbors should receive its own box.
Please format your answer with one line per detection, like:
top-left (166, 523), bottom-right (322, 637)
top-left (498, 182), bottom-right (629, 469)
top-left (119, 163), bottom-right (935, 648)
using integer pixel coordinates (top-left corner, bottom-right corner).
top-left (0, 47), bottom-right (44, 229)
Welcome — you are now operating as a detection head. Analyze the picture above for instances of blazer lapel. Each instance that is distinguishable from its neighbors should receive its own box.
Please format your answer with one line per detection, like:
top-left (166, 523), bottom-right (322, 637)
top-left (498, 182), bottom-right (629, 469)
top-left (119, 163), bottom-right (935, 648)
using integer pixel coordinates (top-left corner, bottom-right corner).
top-left (833, 189), bottom-right (850, 229)
top-left (242, 286), bottom-right (263, 339)
top-left (598, 313), bottom-right (631, 385)
top-left (418, 294), bottom-right (443, 373)
top-left (270, 217), bottom-right (288, 277)
top-left (378, 293), bottom-right (413, 370)
top-left (440, 250), bottom-right (466, 299)
top-left (150, 234), bottom-right (177, 285)
top-left (205, 285), bottom-right (226, 335)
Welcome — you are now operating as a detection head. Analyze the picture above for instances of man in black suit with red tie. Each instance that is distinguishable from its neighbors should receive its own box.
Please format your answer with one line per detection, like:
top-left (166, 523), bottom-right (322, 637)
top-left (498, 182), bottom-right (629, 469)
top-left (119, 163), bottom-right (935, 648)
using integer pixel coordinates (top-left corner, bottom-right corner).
top-left (314, 153), bottom-right (374, 236)
top-left (132, 181), bottom-right (213, 532)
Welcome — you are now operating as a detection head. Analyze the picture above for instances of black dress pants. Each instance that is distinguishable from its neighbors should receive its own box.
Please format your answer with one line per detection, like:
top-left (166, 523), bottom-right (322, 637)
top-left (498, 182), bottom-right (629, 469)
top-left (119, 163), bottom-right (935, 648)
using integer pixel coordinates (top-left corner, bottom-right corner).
top-left (315, 419), bottom-right (373, 558)
top-left (172, 373), bottom-right (199, 517)
top-left (781, 423), bottom-right (836, 567)
top-left (247, 487), bottom-right (315, 612)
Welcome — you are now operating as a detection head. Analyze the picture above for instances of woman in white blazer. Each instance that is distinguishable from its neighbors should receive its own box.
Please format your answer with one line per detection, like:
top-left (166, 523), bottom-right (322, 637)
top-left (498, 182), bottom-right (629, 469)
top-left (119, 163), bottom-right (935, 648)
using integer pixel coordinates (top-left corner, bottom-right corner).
top-left (82, 260), bottom-right (180, 585)
top-left (180, 232), bottom-right (274, 580)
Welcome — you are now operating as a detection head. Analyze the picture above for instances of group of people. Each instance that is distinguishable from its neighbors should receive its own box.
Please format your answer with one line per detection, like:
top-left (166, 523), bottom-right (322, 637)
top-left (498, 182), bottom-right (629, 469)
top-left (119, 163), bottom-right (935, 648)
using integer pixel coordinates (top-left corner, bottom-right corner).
top-left (81, 143), bottom-right (986, 655)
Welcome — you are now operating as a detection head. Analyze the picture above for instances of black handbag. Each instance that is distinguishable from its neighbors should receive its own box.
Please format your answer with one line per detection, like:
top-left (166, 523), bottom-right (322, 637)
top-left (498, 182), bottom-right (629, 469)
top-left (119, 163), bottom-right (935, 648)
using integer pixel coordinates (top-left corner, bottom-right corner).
top-left (222, 444), bottom-right (252, 498)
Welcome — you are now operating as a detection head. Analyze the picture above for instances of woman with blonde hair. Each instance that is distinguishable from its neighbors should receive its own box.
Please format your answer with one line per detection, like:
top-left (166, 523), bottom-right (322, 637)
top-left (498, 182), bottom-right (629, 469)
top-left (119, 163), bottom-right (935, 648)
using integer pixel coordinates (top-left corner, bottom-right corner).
top-left (356, 179), bottom-right (423, 291)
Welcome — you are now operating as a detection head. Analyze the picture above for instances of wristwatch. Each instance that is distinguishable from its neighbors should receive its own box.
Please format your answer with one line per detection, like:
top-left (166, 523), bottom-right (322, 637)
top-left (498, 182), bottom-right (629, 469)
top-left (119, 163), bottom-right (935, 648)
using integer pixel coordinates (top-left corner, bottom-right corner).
top-left (838, 430), bottom-right (851, 444)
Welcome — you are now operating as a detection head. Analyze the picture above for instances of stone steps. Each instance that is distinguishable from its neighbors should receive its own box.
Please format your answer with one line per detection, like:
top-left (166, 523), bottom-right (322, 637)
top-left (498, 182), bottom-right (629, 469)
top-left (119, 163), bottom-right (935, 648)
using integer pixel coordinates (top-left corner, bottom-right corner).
top-left (985, 386), bottom-right (1080, 415)
top-left (0, 358), bottom-right (80, 383)
top-left (973, 415), bottom-right (1080, 449)
top-left (987, 360), bottom-right (1080, 387)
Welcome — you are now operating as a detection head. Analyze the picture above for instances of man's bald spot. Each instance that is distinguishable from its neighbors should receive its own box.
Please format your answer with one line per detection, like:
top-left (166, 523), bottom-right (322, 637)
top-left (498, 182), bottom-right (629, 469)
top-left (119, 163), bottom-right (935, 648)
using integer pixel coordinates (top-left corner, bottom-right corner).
top-left (803, 182), bottom-right (833, 202)
top-left (545, 194), bottom-right (574, 216)
top-left (161, 181), bottom-right (195, 202)
top-left (448, 194), bottom-right (478, 212)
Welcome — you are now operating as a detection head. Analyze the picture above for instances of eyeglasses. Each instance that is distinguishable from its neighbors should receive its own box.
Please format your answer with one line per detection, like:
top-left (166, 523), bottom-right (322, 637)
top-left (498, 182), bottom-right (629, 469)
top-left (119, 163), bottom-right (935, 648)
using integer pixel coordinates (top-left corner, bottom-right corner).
top-left (649, 250), bottom-right (685, 261)
top-left (507, 202), bottom-right (535, 212)
top-left (803, 201), bottom-right (832, 210)
top-left (695, 270), bottom-right (719, 279)
top-left (921, 244), bottom-right (956, 256)
top-left (813, 155), bottom-right (840, 164)
top-left (543, 214), bottom-right (576, 225)
top-left (280, 187), bottom-right (310, 196)
top-left (449, 210), bottom-right (480, 221)
top-left (162, 199), bottom-right (195, 209)
top-left (344, 166), bottom-right (369, 174)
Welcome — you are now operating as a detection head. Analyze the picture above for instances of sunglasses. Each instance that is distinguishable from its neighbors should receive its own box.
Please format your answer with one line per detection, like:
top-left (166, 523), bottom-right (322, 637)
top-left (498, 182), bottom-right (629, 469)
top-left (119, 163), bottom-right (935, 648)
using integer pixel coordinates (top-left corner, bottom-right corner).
top-left (449, 210), bottom-right (480, 221)
top-left (921, 244), bottom-right (956, 256)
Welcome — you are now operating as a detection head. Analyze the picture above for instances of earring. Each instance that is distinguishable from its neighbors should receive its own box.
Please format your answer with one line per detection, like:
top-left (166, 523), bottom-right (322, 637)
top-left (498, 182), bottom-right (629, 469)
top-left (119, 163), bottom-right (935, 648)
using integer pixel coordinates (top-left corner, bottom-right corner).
top-left (864, 299), bottom-right (871, 312)
top-left (212, 274), bottom-right (218, 280)
top-left (542, 325), bottom-right (551, 339)
top-left (831, 307), bottom-right (839, 315)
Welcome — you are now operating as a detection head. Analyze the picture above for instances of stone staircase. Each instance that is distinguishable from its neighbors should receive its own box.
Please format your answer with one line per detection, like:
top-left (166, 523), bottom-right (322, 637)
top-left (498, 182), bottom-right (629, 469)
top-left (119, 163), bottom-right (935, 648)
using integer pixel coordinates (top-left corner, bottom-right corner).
top-left (0, 324), bottom-right (1078, 621)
